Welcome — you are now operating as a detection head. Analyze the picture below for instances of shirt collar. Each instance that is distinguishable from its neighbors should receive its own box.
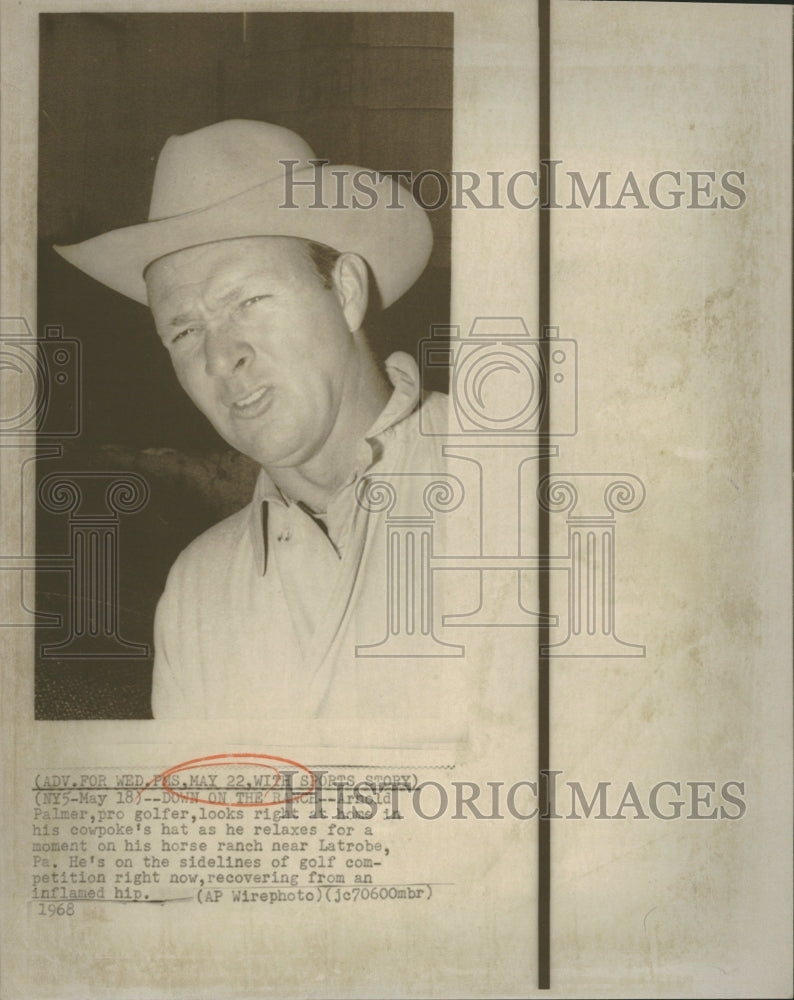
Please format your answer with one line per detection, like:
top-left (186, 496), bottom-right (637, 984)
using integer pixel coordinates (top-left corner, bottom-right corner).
top-left (249, 351), bottom-right (422, 571)
top-left (363, 351), bottom-right (422, 441)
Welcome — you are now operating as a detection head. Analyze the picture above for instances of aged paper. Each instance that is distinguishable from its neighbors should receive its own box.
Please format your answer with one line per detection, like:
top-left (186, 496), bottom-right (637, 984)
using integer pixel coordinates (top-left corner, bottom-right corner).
top-left (1, 1), bottom-right (791, 998)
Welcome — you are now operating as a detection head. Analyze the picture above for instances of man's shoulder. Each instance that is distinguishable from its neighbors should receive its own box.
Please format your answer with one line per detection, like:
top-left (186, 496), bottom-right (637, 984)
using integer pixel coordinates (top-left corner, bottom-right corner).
top-left (168, 502), bottom-right (253, 578)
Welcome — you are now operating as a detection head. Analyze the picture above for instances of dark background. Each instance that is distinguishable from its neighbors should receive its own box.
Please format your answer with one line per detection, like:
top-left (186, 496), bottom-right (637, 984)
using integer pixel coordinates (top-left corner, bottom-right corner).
top-left (36, 12), bottom-right (453, 719)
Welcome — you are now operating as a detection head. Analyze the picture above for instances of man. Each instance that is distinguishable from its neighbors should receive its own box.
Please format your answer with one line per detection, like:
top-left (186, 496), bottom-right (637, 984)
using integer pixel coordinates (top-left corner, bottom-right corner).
top-left (55, 119), bottom-right (454, 719)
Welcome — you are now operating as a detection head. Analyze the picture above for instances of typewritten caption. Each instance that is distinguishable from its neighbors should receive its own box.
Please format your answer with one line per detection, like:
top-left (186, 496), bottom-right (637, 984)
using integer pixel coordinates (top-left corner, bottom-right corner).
top-left (30, 761), bottom-right (437, 912)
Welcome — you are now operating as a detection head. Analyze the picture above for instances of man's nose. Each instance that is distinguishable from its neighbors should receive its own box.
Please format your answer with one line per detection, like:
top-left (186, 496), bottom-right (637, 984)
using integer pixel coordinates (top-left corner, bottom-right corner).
top-left (204, 322), bottom-right (253, 378)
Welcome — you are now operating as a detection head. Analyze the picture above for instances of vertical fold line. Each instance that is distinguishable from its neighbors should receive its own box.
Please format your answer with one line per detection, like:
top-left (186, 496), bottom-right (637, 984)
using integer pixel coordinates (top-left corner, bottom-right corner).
top-left (537, 0), bottom-right (552, 990)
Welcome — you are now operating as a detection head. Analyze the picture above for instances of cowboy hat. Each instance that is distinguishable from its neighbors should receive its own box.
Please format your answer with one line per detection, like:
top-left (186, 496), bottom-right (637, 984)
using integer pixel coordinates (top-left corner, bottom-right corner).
top-left (54, 119), bottom-right (433, 309)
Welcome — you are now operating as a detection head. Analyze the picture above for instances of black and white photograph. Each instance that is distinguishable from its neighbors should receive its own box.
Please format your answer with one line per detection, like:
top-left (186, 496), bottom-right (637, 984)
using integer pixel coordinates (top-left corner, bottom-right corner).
top-left (35, 11), bottom-right (454, 721)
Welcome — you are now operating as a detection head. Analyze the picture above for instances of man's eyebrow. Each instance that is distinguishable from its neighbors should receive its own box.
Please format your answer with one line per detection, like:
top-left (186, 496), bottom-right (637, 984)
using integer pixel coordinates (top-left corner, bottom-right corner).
top-left (169, 313), bottom-right (197, 328)
top-left (163, 275), bottom-right (275, 327)
top-left (218, 285), bottom-right (247, 307)
top-left (167, 289), bottom-right (239, 327)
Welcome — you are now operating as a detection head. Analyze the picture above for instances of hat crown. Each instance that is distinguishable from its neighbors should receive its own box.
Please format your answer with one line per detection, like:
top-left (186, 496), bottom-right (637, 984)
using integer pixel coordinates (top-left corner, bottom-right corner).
top-left (148, 120), bottom-right (316, 221)
top-left (55, 118), bottom-right (433, 309)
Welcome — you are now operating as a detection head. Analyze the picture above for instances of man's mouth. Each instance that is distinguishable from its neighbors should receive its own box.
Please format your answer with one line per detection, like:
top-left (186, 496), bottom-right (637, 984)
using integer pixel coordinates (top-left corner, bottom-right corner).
top-left (231, 385), bottom-right (273, 418)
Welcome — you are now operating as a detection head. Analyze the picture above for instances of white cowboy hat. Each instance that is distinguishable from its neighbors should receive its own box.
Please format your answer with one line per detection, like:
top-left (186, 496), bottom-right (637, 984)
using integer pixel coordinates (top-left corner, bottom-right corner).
top-left (54, 119), bottom-right (433, 309)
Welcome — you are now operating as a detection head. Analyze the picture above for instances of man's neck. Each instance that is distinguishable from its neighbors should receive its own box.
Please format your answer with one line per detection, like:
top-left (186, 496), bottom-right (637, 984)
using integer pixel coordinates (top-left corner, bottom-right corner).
top-left (269, 351), bottom-right (390, 513)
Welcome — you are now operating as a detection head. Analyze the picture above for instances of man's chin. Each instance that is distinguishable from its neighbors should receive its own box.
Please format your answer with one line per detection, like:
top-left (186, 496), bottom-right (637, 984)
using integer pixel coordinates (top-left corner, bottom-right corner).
top-left (234, 439), bottom-right (309, 472)
top-left (219, 420), bottom-right (326, 471)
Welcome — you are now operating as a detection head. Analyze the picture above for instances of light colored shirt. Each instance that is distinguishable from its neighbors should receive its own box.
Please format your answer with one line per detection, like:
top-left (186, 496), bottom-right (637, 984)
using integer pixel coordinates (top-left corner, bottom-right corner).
top-left (151, 352), bottom-right (458, 719)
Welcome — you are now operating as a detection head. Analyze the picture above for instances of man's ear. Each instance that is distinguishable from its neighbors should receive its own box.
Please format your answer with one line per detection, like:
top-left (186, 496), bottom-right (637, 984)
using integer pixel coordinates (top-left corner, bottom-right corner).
top-left (331, 252), bottom-right (369, 333)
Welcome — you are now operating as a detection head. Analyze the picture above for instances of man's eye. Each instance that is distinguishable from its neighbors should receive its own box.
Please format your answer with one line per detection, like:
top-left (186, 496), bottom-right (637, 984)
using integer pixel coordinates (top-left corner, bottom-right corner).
top-left (171, 328), bottom-right (195, 345)
top-left (241, 295), bottom-right (269, 309)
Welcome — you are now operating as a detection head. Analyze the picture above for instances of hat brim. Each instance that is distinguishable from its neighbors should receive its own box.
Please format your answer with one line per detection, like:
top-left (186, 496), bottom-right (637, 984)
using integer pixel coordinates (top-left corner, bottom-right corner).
top-left (54, 165), bottom-right (433, 309)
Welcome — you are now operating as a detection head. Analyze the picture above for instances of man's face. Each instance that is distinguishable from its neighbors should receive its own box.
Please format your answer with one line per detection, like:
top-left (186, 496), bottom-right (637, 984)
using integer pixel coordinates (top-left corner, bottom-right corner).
top-left (146, 237), bottom-right (362, 470)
